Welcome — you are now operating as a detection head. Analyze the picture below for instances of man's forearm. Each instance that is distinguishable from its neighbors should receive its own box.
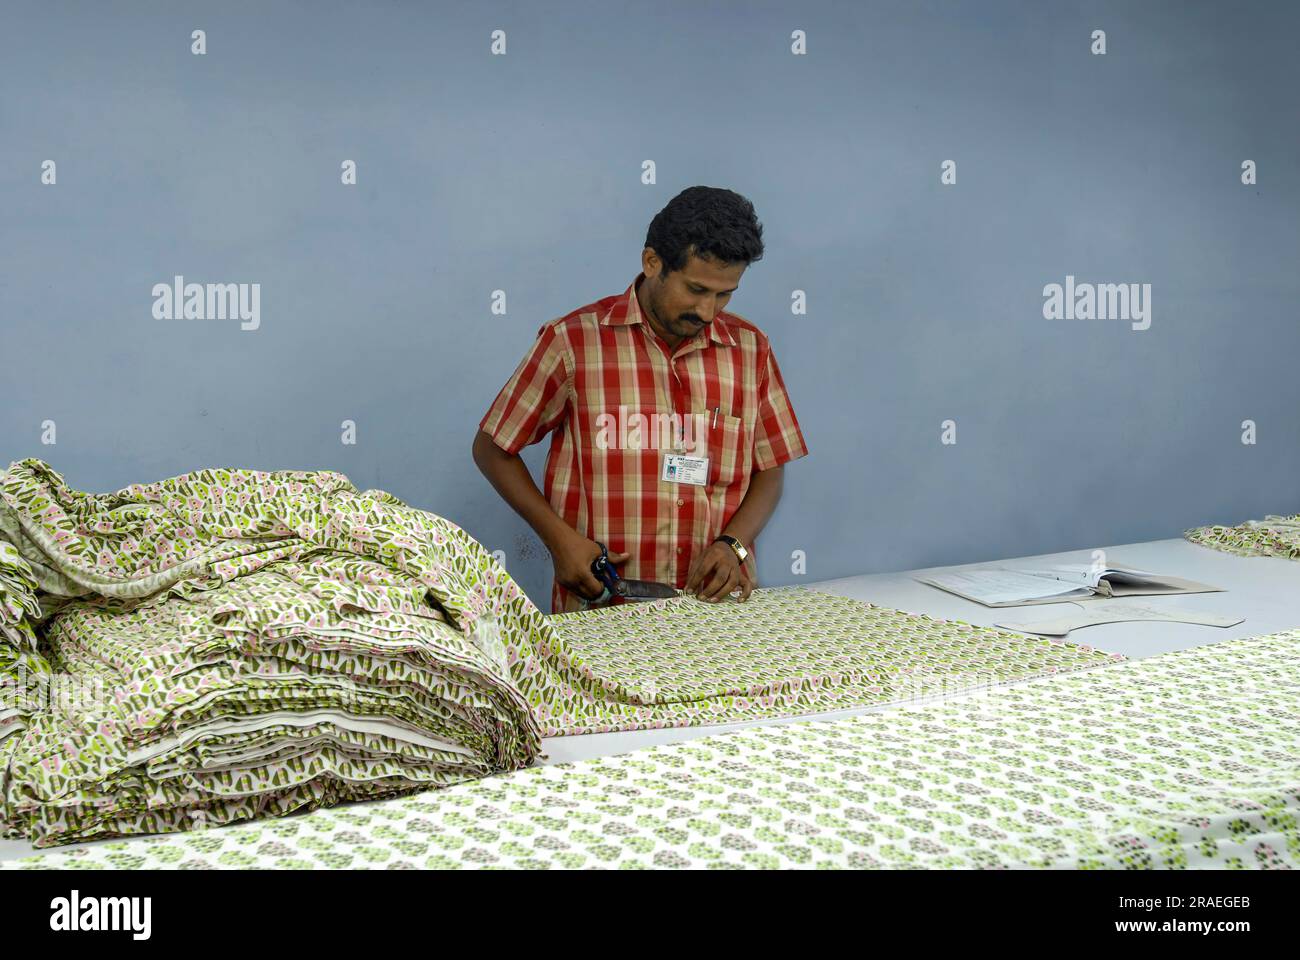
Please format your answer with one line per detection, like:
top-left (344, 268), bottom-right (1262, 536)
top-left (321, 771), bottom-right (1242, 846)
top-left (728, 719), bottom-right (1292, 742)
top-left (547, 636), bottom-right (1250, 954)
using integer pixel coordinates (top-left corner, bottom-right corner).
top-left (471, 430), bottom-right (576, 551)
top-left (721, 464), bottom-right (784, 552)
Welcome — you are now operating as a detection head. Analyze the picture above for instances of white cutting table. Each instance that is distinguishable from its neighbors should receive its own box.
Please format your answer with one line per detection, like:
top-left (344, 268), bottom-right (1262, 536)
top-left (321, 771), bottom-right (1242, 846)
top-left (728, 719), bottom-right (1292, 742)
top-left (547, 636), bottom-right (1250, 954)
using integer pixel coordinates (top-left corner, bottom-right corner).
top-left (538, 537), bottom-right (1300, 764)
top-left (3, 536), bottom-right (1296, 863)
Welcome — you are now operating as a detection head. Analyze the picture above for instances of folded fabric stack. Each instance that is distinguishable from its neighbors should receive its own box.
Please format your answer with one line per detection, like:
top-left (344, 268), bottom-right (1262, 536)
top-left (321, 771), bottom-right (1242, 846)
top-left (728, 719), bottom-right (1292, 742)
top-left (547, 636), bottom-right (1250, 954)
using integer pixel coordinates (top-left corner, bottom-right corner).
top-left (0, 540), bottom-right (52, 747)
top-left (0, 458), bottom-right (543, 846)
top-left (0, 540), bottom-right (41, 653)
top-left (1185, 514), bottom-right (1300, 560)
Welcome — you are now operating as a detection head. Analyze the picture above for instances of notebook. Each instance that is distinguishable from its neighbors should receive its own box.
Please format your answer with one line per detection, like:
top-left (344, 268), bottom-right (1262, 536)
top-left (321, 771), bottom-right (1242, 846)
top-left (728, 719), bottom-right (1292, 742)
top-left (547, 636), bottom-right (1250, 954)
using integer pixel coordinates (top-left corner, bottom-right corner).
top-left (916, 562), bottom-right (1222, 608)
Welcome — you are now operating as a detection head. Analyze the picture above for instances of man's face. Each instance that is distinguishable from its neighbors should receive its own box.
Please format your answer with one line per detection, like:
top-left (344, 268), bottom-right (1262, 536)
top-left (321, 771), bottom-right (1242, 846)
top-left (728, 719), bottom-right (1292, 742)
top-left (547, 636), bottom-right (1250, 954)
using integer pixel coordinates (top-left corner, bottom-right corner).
top-left (642, 252), bottom-right (746, 342)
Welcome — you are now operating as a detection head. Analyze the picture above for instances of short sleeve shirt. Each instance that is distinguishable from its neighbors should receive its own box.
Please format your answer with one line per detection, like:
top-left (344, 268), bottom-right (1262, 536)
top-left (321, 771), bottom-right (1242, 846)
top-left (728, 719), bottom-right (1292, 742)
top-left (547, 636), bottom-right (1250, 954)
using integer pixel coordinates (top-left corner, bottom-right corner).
top-left (479, 272), bottom-right (809, 613)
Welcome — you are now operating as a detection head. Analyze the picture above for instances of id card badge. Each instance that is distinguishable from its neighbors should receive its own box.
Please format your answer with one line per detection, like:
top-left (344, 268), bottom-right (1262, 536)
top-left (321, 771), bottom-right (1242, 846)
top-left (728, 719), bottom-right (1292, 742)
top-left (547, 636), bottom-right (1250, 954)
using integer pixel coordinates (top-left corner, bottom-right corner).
top-left (662, 453), bottom-right (709, 486)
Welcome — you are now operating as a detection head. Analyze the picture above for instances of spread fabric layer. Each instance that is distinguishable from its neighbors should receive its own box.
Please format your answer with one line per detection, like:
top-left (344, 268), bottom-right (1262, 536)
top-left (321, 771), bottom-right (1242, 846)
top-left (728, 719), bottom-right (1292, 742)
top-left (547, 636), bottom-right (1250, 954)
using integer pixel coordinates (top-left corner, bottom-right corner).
top-left (8, 624), bottom-right (1296, 870)
top-left (0, 458), bottom-right (1126, 847)
top-left (540, 587), bottom-right (1126, 736)
top-left (1185, 514), bottom-right (1300, 560)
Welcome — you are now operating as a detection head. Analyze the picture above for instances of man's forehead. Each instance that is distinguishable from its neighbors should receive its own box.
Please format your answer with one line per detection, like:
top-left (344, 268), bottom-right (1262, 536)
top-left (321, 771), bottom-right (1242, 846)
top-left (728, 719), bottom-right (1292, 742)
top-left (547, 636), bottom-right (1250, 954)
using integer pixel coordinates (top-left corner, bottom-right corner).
top-left (680, 257), bottom-right (745, 289)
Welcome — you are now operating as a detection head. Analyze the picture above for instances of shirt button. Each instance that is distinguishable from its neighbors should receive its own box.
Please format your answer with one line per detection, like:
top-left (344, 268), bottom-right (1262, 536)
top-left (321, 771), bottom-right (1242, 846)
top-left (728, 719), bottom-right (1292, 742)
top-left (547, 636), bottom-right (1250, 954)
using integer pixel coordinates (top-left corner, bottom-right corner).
top-left (676, 547), bottom-right (683, 554)
top-left (676, 498), bottom-right (684, 507)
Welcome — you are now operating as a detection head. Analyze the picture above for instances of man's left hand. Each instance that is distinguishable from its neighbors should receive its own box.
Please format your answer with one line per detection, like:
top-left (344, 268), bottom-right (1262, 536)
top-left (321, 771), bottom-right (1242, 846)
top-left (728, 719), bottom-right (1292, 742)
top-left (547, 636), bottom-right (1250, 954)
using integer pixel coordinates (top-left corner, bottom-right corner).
top-left (684, 541), bottom-right (755, 603)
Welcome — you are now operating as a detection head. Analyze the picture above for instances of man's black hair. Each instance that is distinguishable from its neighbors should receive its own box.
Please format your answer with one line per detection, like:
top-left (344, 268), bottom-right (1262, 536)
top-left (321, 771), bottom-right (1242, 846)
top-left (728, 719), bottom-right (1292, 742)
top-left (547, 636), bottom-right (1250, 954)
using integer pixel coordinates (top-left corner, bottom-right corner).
top-left (644, 186), bottom-right (765, 275)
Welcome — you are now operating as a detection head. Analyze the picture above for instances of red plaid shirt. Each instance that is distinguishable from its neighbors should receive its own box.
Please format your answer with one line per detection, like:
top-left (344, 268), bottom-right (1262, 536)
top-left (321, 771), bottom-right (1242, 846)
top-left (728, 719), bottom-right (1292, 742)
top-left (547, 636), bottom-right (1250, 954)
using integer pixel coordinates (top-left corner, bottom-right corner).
top-left (479, 272), bottom-right (809, 613)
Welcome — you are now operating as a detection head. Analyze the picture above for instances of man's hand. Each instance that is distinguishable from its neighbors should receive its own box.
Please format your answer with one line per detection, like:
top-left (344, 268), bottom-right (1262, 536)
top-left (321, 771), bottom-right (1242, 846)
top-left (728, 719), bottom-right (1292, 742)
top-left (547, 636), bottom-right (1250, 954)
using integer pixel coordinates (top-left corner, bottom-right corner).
top-left (551, 530), bottom-right (629, 603)
top-left (684, 540), bottom-right (755, 603)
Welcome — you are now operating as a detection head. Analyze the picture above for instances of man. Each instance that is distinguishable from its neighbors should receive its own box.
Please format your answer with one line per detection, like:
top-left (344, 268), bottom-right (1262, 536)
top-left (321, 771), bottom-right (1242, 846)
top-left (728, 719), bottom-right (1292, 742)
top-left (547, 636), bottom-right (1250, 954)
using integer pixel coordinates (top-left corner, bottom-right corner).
top-left (472, 186), bottom-right (808, 613)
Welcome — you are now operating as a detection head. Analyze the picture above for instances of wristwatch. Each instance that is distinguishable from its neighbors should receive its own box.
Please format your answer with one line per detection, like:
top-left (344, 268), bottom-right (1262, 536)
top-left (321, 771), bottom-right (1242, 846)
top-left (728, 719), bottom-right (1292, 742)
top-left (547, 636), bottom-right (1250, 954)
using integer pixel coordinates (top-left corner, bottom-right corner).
top-left (713, 534), bottom-right (748, 564)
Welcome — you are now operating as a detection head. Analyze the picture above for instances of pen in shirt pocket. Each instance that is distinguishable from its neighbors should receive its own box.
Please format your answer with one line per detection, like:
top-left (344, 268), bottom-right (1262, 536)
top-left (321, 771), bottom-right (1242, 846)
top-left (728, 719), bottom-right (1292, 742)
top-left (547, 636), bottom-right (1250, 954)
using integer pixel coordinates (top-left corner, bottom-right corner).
top-left (711, 406), bottom-right (719, 429)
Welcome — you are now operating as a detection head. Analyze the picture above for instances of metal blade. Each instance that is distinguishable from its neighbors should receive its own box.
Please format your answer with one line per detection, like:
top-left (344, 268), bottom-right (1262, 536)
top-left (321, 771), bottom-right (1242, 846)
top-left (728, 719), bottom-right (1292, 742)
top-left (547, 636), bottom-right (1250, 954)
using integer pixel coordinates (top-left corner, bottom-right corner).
top-left (613, 578), bottom-right (680, 600)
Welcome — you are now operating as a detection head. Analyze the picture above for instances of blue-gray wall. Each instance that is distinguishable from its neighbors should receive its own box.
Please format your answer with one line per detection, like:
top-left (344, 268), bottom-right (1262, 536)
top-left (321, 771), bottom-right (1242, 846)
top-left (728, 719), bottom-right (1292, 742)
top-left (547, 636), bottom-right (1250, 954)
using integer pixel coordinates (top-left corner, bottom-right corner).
top-left (3, 0), bottom-right (1298, 609)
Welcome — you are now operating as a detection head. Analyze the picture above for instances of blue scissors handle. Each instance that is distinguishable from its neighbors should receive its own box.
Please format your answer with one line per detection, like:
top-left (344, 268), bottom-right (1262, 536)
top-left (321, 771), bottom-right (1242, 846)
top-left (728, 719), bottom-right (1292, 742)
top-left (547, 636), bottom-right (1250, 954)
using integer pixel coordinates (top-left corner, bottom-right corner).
top-left (585, 540), bottom-right (622, 606)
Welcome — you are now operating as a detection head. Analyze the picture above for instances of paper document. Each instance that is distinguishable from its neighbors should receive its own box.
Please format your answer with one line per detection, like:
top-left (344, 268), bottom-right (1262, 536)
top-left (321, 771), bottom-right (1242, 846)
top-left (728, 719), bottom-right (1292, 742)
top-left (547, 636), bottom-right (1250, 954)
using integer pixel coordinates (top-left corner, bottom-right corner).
top-left (917, 561), bottom-right (1222, 607)
top-left (916, 570), bottom-right (1094, 606)
top-left (995, 601), bottom-right (1244, 637)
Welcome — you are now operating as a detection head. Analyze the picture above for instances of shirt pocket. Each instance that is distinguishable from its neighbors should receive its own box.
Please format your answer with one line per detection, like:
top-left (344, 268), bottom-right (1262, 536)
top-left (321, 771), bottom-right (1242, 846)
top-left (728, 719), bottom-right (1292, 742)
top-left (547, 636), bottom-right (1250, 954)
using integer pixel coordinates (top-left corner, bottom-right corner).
top-left (707, 413), bottom-right (751, 488)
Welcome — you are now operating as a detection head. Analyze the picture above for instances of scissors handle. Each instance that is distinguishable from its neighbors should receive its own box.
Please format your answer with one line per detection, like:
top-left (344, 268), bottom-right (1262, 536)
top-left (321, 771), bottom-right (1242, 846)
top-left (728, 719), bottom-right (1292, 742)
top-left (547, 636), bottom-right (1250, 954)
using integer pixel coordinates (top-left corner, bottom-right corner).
top-left (586, 540), bottom-right (621, 605)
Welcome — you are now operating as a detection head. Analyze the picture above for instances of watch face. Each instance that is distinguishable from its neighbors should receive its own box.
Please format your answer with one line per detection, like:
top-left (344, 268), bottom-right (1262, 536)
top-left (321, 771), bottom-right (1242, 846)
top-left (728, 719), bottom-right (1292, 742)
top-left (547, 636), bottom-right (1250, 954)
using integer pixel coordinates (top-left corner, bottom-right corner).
top-left (721, 537), bottom-right (747, 561)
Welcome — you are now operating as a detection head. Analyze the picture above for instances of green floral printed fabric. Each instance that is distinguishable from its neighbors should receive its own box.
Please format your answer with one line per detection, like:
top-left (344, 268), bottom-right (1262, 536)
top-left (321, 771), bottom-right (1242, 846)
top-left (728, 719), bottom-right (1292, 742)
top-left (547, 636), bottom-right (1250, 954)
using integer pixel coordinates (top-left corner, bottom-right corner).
top-left (0, 540), bottom-right (41, 653)
top-left (0, 458), bottom-right (549, 847)
top-left (539, 588), bottom-right (1126, 735)
top-left (0, 539), bottom-right (46, 745)
top-left (7, 624), bottom-right (1297, 870)
top-left (1185, 514), bottom-right (1300, 560)
top-left (0, 458), bottom-right (1126, 848)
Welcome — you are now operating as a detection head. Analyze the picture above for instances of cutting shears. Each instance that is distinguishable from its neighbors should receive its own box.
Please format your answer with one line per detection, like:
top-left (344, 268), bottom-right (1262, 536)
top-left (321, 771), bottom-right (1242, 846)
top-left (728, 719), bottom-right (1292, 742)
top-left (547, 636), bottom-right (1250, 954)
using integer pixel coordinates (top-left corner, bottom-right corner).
top-left (582, 541), bottom-right (680, 608)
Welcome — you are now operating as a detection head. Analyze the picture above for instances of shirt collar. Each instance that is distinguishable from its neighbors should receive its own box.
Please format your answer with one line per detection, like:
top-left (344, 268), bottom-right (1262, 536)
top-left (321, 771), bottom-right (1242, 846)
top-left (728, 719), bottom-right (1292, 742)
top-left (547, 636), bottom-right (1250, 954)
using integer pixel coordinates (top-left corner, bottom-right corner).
top-left (601, 272), bottom-right (737, 348)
